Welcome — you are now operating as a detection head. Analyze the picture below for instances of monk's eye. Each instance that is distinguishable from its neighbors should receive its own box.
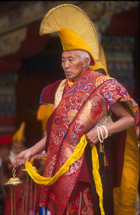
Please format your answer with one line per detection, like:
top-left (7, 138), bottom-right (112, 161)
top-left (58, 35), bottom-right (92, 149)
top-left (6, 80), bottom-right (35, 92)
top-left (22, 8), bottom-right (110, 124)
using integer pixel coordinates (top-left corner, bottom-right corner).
top-left (69, 58), bottom-right (74, 62)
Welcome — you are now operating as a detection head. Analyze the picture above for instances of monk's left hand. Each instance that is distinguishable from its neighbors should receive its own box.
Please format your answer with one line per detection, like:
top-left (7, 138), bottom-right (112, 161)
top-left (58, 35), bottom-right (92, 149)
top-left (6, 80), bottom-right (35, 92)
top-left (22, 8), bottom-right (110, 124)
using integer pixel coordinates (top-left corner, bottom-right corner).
top-left (85, 128), bottom-right (99, 147)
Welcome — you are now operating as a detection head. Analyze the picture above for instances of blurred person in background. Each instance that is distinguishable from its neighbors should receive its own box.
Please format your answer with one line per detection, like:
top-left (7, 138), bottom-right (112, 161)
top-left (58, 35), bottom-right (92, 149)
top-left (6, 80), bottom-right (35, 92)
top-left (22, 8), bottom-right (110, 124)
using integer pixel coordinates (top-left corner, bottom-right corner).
top-left (1, 122), bottom-right (40, 215)
top-left (0, 135), bottom-right (12, 215)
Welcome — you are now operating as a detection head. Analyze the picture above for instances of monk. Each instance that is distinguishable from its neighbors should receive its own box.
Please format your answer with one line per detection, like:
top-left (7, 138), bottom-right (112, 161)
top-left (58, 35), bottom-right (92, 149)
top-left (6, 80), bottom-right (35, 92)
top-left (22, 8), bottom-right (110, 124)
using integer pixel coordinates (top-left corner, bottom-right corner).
top-left (13, 4), bottom-right (139, 215)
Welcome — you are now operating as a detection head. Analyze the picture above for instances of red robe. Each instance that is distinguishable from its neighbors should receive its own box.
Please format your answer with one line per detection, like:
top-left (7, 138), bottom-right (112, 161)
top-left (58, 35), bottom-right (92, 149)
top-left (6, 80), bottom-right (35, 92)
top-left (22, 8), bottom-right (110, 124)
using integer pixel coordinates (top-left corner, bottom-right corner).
top-left (39, 69), bottom-right (139, 215)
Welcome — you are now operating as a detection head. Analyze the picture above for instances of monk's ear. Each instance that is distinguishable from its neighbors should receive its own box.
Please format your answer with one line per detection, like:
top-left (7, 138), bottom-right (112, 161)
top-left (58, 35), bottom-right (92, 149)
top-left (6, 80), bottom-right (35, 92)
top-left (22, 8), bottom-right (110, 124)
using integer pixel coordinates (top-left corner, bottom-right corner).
top-left (83, 57), bottom-right (89, 68)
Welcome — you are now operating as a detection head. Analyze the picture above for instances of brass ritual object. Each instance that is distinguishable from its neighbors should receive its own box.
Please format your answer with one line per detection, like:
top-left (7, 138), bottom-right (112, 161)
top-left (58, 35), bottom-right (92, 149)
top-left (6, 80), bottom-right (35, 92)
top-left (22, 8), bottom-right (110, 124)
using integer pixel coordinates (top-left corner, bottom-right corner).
top-left (4, 157), bottom-right (40, 214)
top-left (4, 167), bottom-right (23, 186)
top-left (4, 167), bottom-right (24, 215)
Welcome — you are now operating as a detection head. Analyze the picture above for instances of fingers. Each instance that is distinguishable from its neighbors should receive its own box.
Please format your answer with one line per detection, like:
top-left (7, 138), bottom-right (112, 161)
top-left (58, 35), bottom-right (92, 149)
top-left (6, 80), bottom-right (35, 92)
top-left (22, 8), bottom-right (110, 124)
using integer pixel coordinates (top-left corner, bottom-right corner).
top-left (88, 141), bottom-right (95, 148)
top-left (89, 143), bottom-right (95, 148)
top-left (86, 135), bottom-right (93, 147)
top-left (41, 150), bottom-right (46, 156)
top-left (33, 153), bottom-right (45, 160)
top-left (12, 158), bottom-right (25, 168)
top-left (12, 158), bottom-right (18, 167)
top-left (13, 154), bottom-right (29, 167)
top-left (85, 133), bottom-right (98, 148)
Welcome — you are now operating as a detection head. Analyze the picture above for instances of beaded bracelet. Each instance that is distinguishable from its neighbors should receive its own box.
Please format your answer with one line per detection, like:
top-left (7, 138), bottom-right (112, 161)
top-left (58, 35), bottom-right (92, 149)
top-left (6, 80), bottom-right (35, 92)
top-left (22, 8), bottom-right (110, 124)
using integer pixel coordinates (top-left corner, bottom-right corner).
top-left (97, 126), bottom-right (104, 143)
top-left (97, 125), bottom-right (108, 142)
top-left (101, 125), bottom-right (108, 139)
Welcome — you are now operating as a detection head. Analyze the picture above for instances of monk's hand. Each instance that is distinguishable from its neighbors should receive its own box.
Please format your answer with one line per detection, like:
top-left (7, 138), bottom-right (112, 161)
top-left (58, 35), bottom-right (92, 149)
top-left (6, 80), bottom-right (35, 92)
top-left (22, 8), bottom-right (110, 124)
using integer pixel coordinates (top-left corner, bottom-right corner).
top-left (86, 128), bottom-right (99, 147)
top-left (12, 149), bottom-right (32, 168)
top-left (32, 150), bottom-right (47, 160)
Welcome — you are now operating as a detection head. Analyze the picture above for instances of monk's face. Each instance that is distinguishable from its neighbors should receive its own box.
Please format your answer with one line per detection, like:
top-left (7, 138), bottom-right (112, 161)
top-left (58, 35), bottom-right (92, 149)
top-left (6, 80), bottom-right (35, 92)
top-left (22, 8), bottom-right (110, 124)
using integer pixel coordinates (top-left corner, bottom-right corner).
top-left (11, 141), bottom-right (25, 155)
top-left (61, 50), bottom-right (88, 82)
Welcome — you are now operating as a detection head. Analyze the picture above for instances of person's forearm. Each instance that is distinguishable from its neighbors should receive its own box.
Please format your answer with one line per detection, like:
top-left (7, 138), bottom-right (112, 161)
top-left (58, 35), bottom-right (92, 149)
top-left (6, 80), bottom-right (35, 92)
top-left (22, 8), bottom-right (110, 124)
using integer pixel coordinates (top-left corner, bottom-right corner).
top-left (12, 135), bottom-right (47, 166)
top-left (106, 115), bottom-right (135, 136)
top-left (86, 115), bottom-right (135, 148)
top-left (29, 135), bottom-right (47, 156)
top-left (106, 100), bottom-right (135, 136)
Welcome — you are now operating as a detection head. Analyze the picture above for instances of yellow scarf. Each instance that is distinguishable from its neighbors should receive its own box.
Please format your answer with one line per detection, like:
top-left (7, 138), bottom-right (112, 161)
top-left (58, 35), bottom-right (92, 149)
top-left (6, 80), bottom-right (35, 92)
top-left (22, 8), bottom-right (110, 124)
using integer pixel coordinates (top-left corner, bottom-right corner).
top-left (25, 134), bottom-right (105, 215)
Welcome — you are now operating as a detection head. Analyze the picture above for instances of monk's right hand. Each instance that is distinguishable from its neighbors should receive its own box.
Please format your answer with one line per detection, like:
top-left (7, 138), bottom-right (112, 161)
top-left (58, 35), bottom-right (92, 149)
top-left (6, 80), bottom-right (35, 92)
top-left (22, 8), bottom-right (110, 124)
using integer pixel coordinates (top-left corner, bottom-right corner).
top-left (12, 149), bottom-right (32, 168)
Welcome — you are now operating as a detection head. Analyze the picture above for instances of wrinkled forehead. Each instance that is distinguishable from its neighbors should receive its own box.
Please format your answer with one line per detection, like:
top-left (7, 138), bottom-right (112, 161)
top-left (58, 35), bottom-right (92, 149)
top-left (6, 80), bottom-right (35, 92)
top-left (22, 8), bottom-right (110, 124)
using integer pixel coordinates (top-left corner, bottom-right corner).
top-left (62, 50), bottom-right (84, 58)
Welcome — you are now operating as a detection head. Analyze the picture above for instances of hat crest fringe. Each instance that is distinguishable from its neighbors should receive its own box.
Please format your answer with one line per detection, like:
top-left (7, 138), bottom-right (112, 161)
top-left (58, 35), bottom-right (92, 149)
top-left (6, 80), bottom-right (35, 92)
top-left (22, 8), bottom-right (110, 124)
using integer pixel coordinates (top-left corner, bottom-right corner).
top-left (39, 4), bottom-right (99, 61)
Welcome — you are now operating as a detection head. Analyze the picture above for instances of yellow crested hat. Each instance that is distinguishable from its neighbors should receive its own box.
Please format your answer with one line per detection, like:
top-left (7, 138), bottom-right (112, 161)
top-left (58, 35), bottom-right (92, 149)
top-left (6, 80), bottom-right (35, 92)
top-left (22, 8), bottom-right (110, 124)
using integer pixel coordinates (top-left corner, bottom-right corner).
top-left (58, 28), bottom-right (95, 65)
top-left (39, 4), bottom-right (109, 74)
top-left (12, 122), bottom-right (26, 143)
top-left (39, 4), bottom-right (99, 63)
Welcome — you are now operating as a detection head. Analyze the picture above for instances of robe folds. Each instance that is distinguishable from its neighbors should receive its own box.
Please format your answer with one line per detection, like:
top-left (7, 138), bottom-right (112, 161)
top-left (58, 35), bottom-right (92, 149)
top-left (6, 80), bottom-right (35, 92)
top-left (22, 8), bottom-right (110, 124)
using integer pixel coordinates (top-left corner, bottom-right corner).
top-left (39, 68), bottom-right (139, 215)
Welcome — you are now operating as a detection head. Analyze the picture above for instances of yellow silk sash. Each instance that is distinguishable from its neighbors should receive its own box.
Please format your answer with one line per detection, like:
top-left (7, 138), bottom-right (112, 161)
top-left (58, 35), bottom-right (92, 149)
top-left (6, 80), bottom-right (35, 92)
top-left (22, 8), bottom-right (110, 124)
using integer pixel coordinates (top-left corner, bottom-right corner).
top-left (25, 134), bottom-right (105, 215)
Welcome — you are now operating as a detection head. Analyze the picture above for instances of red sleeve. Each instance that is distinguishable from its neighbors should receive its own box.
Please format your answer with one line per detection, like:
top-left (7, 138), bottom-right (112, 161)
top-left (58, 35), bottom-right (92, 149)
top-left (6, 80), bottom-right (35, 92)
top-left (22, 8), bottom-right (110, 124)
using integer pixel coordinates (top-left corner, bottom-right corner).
top-left (135, 106), bottom-right (140, 126)
top-left (39, 80), bottom-right (63, 104)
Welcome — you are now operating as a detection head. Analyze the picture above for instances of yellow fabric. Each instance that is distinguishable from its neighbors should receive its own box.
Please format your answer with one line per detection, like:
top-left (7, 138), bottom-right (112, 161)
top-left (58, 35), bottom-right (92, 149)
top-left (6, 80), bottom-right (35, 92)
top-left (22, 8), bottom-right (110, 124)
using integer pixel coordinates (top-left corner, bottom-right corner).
top-left (37, 104), bottom-right (48, 120)
top-left (92, 144), bottom-right (105, 215)
top-left (37, 104), bottom-right (54, 120)
top-left (25, 135), bottom-right (105, 215)
top-left (12, 122), bottom-right (26, 142)
top-left (113, 104), bottom-right (139, 215)
top-left (67, 79), bottom-right (74, 87)
top-left (88, 43), bottom-right (109, 76)
top-left (88, 61), bottom-right (109, 77)
top-left (54, 79), bottom-right (66, 109)
top-left (39, 4), bottom-right (99, 61)
top-left (37, 104), bottom-right (54, 131)
top-left (59, 28), bottom-right (95, 65)
top-left (30, 157), bottom-right (34, 164)
top-left (42, 156), bottom-right (46, 164)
